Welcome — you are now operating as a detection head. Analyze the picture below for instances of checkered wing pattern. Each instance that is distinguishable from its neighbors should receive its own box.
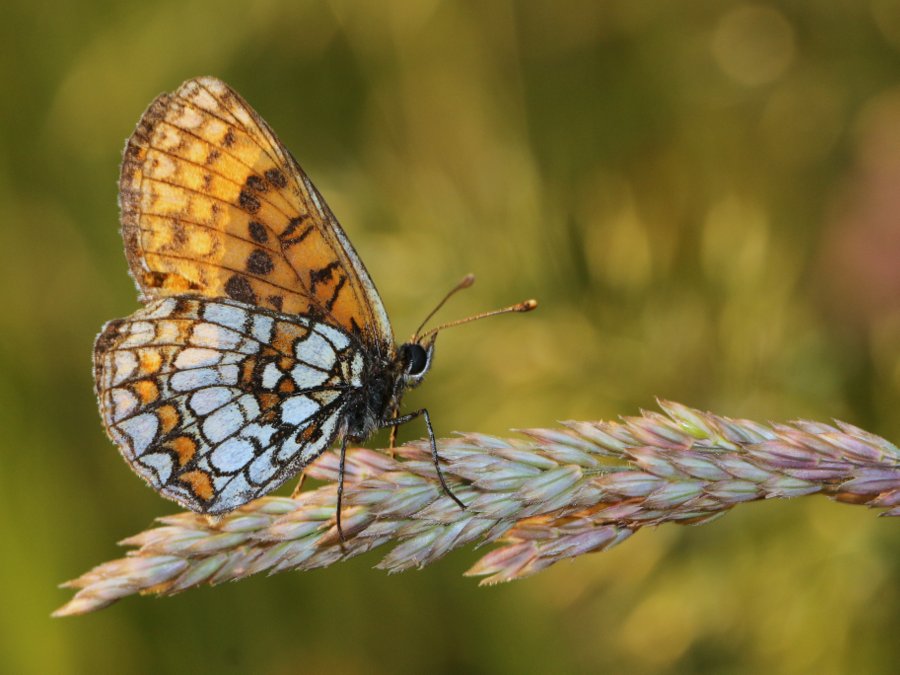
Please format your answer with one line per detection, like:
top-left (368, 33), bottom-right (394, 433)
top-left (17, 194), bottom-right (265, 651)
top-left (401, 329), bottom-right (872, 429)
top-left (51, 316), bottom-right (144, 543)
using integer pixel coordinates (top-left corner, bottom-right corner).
top-left (94, 296), bottom-right (364, 513)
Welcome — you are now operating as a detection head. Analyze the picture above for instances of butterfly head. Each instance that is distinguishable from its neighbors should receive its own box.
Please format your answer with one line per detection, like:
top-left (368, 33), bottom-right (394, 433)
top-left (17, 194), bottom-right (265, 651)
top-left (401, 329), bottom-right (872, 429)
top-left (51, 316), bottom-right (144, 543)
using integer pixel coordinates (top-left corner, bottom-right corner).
top-left (397, 274), bottom-right (537, 391)
top-left (397, 336), bottom-right (436, 389)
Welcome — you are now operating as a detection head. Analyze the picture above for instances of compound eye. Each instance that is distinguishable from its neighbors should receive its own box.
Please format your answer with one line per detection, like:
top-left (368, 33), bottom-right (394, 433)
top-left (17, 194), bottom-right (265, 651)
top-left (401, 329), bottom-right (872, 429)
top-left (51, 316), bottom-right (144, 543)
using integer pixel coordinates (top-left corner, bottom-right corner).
top-left (403, 343), bottom-right (428, 376)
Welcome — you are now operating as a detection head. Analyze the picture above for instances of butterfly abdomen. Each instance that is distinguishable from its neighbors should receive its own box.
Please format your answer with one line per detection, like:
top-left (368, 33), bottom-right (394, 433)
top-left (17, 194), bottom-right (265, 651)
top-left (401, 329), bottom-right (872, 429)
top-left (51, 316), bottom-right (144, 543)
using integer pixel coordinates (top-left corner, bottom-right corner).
top-left (343, 358), bottom-right (399, 441)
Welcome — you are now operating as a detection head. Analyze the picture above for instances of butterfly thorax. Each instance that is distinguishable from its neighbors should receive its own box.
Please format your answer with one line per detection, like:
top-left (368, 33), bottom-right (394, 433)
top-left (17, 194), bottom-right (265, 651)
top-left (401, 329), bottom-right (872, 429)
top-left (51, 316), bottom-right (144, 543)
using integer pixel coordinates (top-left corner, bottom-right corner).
top-left (342, 351), bottom-right (403, 442)
top-left (343, 340), bottom-right (433, 441)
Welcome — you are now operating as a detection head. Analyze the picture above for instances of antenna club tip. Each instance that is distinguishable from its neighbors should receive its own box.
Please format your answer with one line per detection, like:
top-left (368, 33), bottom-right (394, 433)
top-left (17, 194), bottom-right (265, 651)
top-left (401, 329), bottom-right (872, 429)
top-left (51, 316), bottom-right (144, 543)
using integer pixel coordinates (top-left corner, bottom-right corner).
top-left (461, 273), bottom-right (476, 287)
top-left (517, 299), bottom-right (538, 312)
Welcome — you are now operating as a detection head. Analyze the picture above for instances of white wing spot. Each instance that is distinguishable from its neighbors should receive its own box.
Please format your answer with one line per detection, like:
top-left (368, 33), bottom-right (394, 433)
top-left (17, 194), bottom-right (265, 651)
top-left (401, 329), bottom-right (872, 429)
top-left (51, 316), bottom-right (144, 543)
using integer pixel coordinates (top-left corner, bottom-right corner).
top-left (290, 363), bottom-right (328, 388)
top-left (275, 433), bottom-right (301, 462)
top-left (236, 338), bottom-right (261, 355)
top-left (211, 473), bottom-right (255, 511)
top-left (350, 352), bottom-right (364, 386)
top-left (110, 388), bottom-right (139, 422)
top-left (176, 105), bottom-right (204, 129)
top-left (155, 320), bottom-right (182, 343)
top-left (204, 303), bottom-right (248, 330)
top-left (240, 423), bottom-right (276, 448)
top-left (261, 362), bottom-right (281, 389)
top-left (217, 364), bottom-right (240, 385)
top-left (205, 117), bottom-right (228, 141)
top-left (117, 412), bottom-right (159, 456)
top-left (170, 364), bottom-right (238, 392)
top-left (251, 314), bottom-right (274, 343)
top-left (120, 322), bottom-right (154, 348)
top-left (189, 386), bottom-right (235, 415)
top-left (155, 124), bottom-right (183, 150)
top-left (191, 323), bottom-right (241, 350)
top-left (111, 351), bottom-right (138, 385)
top-left (216, 352), bottom-right (245, 366)
top-left (175, 347), bottom-right (223, 369)
top-left (142, 298), bottom-right (178, 319)
top-left (146, 152), bottom-right (177, 179)
top-left (281, 395), bottom-right (319, 426)
top-left (295, 331), bottom-right (335, 370)
top-left (315, 324), bottom-right (350, 351)
top-left (209, 437), bottom-right (254, 473)
top-left (188, 87), bottom-right (221, 114)
top-left (203, 402), bottom-right (245, 444)
top-left (237, 394), bottom-right (260, 420)
top-left (139, 452), bottom-right (173, 484)
top-left (247, 447), bottom-right (278, 485)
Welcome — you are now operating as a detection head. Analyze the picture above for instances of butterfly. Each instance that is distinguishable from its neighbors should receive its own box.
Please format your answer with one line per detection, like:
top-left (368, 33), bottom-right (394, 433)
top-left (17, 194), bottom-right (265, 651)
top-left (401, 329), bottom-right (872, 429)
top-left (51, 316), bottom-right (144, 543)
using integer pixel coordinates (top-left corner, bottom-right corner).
top-left (94, 76), bottom-right (536, 538)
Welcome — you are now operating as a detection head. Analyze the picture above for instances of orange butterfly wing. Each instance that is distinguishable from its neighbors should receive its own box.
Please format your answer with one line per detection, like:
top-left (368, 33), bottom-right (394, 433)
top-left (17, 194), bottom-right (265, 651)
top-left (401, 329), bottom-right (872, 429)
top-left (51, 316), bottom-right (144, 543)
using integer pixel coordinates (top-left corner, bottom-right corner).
top-left (118, 76), bottom-right (392, 351)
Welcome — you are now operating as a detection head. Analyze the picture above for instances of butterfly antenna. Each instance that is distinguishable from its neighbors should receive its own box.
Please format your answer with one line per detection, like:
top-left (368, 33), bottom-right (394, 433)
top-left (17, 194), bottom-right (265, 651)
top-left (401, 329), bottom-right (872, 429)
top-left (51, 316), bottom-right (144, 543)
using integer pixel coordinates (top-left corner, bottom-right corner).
top-left (418, 298), bottom-right (538, 342)
top-left (413, 273), bottom-right (477, 339)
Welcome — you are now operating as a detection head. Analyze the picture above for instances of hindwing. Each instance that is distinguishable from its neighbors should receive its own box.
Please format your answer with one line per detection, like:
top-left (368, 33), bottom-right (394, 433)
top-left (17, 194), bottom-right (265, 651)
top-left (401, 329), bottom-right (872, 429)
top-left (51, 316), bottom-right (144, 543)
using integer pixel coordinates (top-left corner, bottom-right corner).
top-left (93, 296), bottom-right (365, 513)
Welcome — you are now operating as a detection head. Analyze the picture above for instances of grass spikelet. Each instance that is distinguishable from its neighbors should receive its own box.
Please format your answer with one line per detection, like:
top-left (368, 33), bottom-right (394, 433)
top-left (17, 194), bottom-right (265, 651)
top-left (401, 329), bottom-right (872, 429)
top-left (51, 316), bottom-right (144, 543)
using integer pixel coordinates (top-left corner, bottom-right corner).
top-left (54, 401), bottom-right (900, 617)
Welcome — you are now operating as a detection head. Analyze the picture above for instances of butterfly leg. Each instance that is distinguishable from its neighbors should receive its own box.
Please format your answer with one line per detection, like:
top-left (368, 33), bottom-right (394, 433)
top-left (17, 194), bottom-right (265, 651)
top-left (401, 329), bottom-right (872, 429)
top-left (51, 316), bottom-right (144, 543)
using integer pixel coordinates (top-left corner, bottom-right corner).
top-left (381, 409), bottom-right (466, 510)
top-left (290, 472), bottom-right (307, 498)
top-left (387, 405), bottom-right (399, 455)
top-left (335, 433), bottom-right (350, 546)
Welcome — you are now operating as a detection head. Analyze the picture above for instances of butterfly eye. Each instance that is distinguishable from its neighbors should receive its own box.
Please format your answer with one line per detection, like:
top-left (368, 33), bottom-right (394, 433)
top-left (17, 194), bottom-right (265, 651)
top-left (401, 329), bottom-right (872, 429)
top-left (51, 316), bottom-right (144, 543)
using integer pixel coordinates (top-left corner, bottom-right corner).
top-left (402, 343), bottom-right (429, 376)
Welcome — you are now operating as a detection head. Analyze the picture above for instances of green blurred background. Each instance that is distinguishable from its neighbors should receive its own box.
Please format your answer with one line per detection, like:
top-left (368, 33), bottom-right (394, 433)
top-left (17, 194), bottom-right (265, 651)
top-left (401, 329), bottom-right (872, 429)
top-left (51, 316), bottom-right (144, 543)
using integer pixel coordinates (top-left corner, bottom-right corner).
top-left (3, 1), bottom-right (900, 672)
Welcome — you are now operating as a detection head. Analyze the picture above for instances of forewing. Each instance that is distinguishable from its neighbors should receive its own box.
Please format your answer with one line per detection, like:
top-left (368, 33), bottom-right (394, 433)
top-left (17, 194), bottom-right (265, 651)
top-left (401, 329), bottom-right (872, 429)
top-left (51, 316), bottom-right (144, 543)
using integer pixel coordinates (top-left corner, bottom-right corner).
top-left (93, 296), bottom-right (365, 513)
top-left (119, 76), bottom-right (392, 350)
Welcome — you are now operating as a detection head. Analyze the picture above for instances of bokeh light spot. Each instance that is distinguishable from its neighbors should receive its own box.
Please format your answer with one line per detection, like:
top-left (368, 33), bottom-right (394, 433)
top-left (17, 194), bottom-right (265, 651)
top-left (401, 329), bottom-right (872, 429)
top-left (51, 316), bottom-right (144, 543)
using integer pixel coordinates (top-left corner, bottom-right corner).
top-left (711, 5), bottom-right (795, 86)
